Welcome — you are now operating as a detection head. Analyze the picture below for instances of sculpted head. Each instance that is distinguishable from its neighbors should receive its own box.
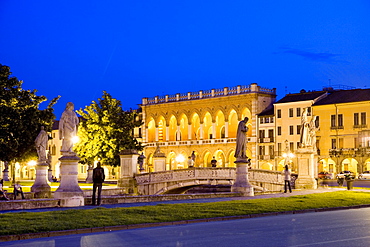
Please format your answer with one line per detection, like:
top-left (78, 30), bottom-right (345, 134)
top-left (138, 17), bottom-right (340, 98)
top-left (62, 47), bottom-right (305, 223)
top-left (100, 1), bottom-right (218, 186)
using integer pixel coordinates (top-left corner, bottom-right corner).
top-left (66, 102), bottom-right (74, 111)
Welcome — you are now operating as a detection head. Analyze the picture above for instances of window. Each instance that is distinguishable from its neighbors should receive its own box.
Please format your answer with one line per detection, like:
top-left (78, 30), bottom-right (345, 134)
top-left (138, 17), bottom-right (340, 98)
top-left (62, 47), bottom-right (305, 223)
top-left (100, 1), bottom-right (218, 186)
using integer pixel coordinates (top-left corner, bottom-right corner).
top-left (277, 126), bottom-right (281, 135)
top-left (338, 114), bottom-right (343, 127)
top-left (270, 117), bottom-right (274, 123)
top-left (259, 130), bottom-right (265, 138)
top-left (331, 115), bottom-right (336, 127)
top-left (361, 112), bottom-right (367, 125)
top-left (289, 108), bottom-right (293, 117)
top-left (307, 107), bottom-right (312, 116)
top-left (265, 117), bottom-right (270, 123)
top-left (297, 125), bottom-right (301, 135)
top-left (277, 109), bottom-right (281, 118)
top-left (339, 138), bottom-right (343, 149)
top-left (278, 143), bottom-right (282, 156)
top-left (315, 116), bottom-right (320, 128)
top-left (331, 139), bottom-right (337, 149)
top-left (289, 126), bottom-right (294, 135)
top-left (260, 118), bottom-right (264, 124)
top-left (354, 113), bottom-right (359, 126)
top-left (268, 129), bottom-right (274, 139)
top-left (296, 108), bottom-right (301, 117)
top-left (290, 142), bottom-right (294, 152)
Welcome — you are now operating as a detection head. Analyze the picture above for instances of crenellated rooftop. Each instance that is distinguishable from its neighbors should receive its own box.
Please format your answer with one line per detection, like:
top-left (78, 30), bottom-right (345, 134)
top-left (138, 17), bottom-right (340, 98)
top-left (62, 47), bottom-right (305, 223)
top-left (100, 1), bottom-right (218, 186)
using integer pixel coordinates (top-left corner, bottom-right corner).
top-left (142, 83), bottom-right (276, 105)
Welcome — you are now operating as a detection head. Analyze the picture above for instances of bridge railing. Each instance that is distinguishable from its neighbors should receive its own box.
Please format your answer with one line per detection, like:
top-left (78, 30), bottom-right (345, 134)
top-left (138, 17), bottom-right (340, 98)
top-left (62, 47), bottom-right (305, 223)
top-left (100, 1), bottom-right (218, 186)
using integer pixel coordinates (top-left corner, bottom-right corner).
top-left (135, 168), bottom-right (283, 185)
top-left (135, 168), bottom-right (235, 184)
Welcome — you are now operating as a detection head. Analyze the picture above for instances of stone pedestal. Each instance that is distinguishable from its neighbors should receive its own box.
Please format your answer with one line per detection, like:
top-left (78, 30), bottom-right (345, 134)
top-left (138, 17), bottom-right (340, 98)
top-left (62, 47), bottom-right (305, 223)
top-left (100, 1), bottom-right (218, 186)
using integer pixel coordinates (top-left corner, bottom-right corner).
top-left (2, 168), bottom-right (9, 181)
top-left (54, 154), bottom-right (84, 207)
top-left (48, 169), bottom-right (53, 182)
top-left (153, 150), bottom-right (166, 172)
top-left (31, 162), bottom-right (51, 198)
top-left (118, 150), bottom-right (139, 194)
top-left (231, 159), bottom-right (254, 196)
top-left (295, 148), bottom-right (318, 190)
top-left (85, 166), bottom-right (93, 183)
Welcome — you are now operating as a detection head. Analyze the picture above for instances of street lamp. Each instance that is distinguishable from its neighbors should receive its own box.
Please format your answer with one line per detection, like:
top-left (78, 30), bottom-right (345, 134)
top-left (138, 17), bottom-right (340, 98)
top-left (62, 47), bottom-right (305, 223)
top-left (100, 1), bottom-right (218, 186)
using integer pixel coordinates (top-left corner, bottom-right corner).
top-left (175, 154), bottom-right (185, 169)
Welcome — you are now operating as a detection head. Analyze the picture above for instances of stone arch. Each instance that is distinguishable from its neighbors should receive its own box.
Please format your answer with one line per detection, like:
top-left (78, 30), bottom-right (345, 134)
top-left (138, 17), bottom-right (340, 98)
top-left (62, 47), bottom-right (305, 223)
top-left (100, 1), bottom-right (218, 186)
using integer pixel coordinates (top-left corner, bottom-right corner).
top-left (146, 153), bottom-right (154, 172)
top-left (167, 152), bottom-right (176, 170)
top-left (190, 112), bottom-right (201, 140)
top-left (228, 109), bottom-right (239, 138)
top-left (178, 113), bottom-right (189, 141)
top-left (227, 149), bottom-right (236, 167)
top-left (157, 116), bottom-right (166, 141)
top-left (202, 150), bottom-right (213, 168)
top-left (215, 110), bottom-right (225, 139)
top-left (147, 117), bottom-right (156, 142)
top-left (203, 112), bottom-right (213, 139)
top-left (168, 115), bottom-right (177, 141)
top-left (341, 158), bottom-right (358, 175)
top-left (214, 150), bottom-right (226, 167)
top-left (260, 162), bottom-right (273, 170)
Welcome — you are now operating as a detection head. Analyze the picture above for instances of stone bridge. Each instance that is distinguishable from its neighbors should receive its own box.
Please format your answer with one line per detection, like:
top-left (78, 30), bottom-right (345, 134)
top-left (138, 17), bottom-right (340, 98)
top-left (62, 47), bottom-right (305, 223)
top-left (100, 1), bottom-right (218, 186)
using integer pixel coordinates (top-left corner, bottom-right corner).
top-left (135, 168), bottom-right (284, 195)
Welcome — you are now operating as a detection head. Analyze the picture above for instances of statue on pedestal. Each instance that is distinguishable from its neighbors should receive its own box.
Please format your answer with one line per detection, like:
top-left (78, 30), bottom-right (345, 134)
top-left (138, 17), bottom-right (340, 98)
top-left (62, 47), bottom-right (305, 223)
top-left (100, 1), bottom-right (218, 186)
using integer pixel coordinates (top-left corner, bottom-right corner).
top-left (234, 117), bottom-right (249, 160)
top-left (59, 102), bottom-right (79, 154)
top-left (35, 126), bottom-right (48, 162)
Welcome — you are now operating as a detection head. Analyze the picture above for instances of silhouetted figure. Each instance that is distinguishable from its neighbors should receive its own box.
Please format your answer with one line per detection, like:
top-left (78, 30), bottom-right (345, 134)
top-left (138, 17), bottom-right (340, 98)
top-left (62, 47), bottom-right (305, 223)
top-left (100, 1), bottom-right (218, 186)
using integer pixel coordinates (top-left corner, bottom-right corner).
top-left (92, 162), bottom-right (105, 206)
top-left (283, 165), bottom-right (292, 193)
top-left (211, 156), bottom-right (217, 167)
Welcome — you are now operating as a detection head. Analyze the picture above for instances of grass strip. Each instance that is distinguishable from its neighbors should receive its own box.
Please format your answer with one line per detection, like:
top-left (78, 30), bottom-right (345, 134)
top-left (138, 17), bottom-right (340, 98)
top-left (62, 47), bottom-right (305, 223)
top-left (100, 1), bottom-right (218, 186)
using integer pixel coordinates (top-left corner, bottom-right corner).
top-left (1, 191), bottom-right (370, 236)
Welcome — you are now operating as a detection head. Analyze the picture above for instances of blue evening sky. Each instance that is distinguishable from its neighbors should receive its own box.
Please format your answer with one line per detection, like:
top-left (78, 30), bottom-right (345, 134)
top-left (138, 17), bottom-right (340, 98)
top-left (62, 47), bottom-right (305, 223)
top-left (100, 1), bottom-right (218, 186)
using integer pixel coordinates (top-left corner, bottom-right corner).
top-left (1, 1), bottom-right (369, 118)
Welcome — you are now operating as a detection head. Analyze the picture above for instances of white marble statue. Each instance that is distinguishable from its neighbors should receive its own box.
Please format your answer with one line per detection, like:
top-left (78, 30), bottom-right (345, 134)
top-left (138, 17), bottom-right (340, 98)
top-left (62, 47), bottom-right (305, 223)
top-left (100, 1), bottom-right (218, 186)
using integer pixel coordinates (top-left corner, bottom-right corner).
top-left (234, 117), bottom-right (249, 159)
top-left (308, 115), bottom-right (319, 149)
top-left (59, 102), bottom-right (79, 153)
top-left (299, 108), bottom-right (310, 148)
top-left (35, 126), bottom-right (48, 161)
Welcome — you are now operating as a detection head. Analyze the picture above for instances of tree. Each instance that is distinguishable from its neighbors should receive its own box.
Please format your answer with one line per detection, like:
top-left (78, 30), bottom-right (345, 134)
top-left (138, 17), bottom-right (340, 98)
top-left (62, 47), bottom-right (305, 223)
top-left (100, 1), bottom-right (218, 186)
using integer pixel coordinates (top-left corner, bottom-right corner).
top-left (0, 64), bottom-right (59, 165)
top-left (75, 91), bottom-right (143, 167)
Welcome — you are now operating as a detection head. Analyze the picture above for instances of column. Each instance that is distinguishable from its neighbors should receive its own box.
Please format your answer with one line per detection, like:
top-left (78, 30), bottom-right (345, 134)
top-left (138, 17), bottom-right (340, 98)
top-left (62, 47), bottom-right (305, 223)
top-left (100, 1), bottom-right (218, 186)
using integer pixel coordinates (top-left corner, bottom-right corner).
top-left (188, 124), bottom-right (192, 140)
top-left (166, 126), bottom-right (170, 141)
top-left (155, 126), bottom-right (159, 142)
top-left (212, 122), bottom-right (216, 139)
top-left (200, 123), bottom-right (204, 140)
top-left (225, 122), bottom-right (229, 138)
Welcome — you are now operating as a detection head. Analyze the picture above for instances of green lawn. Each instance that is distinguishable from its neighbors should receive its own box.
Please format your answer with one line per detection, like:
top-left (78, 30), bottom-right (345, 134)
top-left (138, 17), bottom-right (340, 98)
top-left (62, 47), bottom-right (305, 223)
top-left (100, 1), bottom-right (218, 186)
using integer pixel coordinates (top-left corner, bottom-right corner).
top-left (1, 191), bottom-right (370, 236)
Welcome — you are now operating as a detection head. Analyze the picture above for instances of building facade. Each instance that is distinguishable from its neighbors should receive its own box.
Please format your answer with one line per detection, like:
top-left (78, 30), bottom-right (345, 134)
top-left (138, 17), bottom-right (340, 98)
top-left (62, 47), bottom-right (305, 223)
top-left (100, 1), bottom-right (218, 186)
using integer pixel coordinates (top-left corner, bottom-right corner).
top-left (140, 83), bottom-right (276, 171)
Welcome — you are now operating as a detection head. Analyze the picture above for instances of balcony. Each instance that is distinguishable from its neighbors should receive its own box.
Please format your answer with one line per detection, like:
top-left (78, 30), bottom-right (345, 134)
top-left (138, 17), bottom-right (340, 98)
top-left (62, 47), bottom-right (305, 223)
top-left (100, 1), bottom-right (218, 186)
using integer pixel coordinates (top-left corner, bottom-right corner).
top-left (145, 137), bottom-right (257, 147)
top-left (258, 155), bottom-right (274, 160)
top-left (258, 137), bottom-right (274, 143)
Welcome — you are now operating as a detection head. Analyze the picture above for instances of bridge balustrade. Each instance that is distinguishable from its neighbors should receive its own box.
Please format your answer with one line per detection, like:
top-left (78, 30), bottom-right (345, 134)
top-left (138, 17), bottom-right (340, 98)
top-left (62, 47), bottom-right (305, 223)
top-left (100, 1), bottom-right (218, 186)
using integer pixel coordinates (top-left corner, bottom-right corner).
top-left (135, 168), bottom-right (284, 195)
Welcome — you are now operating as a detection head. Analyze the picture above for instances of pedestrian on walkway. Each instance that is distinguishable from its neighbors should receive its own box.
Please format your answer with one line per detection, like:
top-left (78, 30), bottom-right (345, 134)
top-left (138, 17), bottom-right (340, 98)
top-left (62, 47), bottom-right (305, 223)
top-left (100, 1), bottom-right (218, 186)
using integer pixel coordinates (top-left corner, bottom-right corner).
top-left (283, 165), bottom-right (292, 193)
top-left (187, 156), bottom-right (194, 168)
top-left (92, 162), bottom-right (105, 206)
top-left (13, 181), bottom-right (25, 199)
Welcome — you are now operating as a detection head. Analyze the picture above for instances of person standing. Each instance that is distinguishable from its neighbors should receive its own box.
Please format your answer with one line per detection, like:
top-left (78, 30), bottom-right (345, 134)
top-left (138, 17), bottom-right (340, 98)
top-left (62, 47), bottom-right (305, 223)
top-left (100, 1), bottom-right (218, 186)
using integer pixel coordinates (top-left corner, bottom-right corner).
top-left (283, 165), bottom-right (292, 193)
top-left (211, 156), bottom-right (217, 167)
top-left (187, 156), bottom-right (194, 168)
top-left (92, 162), bottom-right (105, 206)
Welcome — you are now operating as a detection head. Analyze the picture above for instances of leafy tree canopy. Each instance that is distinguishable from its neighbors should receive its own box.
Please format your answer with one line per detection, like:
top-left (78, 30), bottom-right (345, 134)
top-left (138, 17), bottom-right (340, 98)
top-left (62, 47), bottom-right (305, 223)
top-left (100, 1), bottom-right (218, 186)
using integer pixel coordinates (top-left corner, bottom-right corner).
top-left (0, 64), bottom-right (59, 163)
top-left (75, 91), bottom-right (143, 167)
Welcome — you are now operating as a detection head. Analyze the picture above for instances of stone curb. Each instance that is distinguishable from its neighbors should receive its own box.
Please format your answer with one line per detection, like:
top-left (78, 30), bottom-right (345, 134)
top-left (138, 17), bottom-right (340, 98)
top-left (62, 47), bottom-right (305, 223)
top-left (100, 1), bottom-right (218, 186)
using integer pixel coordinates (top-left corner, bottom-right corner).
top-left (2, 203), bottom-right (370, 242)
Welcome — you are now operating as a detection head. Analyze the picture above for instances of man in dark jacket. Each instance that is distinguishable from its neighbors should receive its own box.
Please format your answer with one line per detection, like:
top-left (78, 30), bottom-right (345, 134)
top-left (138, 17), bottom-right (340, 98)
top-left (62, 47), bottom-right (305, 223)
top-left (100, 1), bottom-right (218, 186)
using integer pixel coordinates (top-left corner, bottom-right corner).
top-left (92, 162), bottom-right (105, 206)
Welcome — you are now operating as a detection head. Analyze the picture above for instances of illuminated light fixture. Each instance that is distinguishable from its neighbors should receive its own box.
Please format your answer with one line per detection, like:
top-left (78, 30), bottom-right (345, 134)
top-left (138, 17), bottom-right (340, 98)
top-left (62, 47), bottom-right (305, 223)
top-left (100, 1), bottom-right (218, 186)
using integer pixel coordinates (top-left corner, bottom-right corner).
top-left (175, 154), bottom-right (185, 163)
top-left (28, 160), bottom-right (37, 166)
top-left (72, 136), bottom-right (80, 144)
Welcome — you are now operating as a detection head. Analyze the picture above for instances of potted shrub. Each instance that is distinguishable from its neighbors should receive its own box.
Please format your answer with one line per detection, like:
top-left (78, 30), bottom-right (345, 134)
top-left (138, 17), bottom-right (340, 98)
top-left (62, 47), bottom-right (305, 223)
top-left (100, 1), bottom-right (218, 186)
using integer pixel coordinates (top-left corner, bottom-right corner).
top-left (345, 174), bottom-right (354, 190)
